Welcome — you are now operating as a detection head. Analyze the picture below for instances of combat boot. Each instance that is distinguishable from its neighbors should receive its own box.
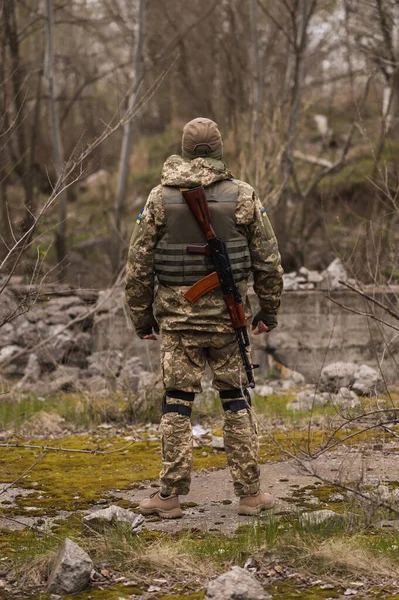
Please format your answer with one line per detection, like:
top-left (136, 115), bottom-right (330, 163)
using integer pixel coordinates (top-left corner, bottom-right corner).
top-left (238, 491), bottom-right (275, 516)
top-left (139, 491), bottom-right (183, 519)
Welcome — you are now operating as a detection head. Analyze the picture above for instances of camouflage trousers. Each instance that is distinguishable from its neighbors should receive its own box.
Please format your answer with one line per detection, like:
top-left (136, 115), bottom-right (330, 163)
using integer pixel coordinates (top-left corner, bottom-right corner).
top-left (159, 331), bottom-right (260, 498)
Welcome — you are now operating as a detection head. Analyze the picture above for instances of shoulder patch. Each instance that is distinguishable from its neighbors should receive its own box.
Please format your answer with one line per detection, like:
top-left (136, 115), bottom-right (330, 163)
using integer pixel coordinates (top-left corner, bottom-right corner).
top-left (136, 208), bottom-right (144, 224)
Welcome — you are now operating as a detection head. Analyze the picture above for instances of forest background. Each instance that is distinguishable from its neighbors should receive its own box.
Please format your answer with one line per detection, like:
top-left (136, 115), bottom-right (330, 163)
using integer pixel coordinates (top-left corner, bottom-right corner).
top-left (1, 0), bottom-right (399, 288)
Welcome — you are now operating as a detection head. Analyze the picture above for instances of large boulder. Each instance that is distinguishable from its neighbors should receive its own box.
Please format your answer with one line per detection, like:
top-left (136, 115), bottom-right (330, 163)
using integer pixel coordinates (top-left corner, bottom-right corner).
top-left (206, 566), bottom-right (270, 600)
top-left (352, 365), bottom-right (381, 396)
top-left (47, 538), bottom-right (92, 595)
top-left (320, 362), bottom-right (358, 393)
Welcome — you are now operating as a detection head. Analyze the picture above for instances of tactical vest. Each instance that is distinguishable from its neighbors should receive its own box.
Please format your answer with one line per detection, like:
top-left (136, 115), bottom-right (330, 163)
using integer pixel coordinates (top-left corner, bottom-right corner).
top-left (154, 179), bottom-right (251, 286)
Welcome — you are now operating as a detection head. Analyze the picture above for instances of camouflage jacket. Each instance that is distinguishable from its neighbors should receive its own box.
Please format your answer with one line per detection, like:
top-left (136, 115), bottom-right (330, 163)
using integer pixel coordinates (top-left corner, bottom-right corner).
top-left (125, 155), bottom-right (283, 337)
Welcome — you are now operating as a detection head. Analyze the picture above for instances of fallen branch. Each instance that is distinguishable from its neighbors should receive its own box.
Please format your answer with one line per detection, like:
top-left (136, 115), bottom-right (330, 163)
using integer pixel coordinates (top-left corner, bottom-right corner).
top-left (0, 440), bottom-right (137, 454)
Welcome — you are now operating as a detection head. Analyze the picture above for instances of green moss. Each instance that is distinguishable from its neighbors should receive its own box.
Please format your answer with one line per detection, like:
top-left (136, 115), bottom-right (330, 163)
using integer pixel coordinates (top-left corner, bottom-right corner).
top-left (157, 592), bottom-right (204, 600)
top-left (264, 581), bottom-right (341, 599)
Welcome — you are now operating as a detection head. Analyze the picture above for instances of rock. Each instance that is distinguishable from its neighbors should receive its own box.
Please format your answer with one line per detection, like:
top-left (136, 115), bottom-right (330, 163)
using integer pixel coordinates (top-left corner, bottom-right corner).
top-left (320, 362), bottom-right (358, 392)
top-left (117, 357), bottom-right (143, 391)
top-left (332, 387), bottom-right (360, 409)
top-left (82, 505), bottom-right (144, 535)
top-left (83, 169), bottom-right (111, 190)
top-left (0, 289), bottom-right (18, 323)
top-left (321, 257), bottom-right (347, 290)
top-left (0, 322), bottom-right (16, 348)
top-left (45, 296), bottom-right (85, 312)
top-left (94, 289), bottom-right (124, 315)
top-left (22, 353), bottom-right (41, 382)
top-left (314, 114), bottom-right (330, 136)
top-left (206, 566), bottom-right (270, 600)
top-left (192, 424), bottom-right (210, 437)
top-left (0, 345), bottom-right (27, 376)
top-left (352, 364), bottom-right (381, 396)
top-left (306, 270), bottom-right (324, 284)
top-left (283, 272), bottom-right (299, 291)
top-left (298, 282), bottom-right (315, 290)
top-left (88, 350), bottom-right (123, 378)
top-left (256, 385), bottom-right (274, 397)
top-left (48, 366), bottom-right (82, 393)
top-left (47, 538), bottom-right (92, 595)
top-left (211, 436), bottom-right (225, 450)
top-left (37, 325), bottom-right (75, 365)
top-left (286, 390), bottom-right (328, 411)
top-left (301, 509), bottom-right (343, 527)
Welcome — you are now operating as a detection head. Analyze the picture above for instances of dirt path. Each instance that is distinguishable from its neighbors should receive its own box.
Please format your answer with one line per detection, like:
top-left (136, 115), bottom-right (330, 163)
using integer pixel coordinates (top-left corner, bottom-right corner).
top-left (115, 446), bottom-right (399, 535)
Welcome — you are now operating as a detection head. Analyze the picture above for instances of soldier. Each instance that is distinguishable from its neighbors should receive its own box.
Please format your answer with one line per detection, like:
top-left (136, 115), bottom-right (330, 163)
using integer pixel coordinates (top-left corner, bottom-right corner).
top-left (125, 117), bottom-right (283, 519)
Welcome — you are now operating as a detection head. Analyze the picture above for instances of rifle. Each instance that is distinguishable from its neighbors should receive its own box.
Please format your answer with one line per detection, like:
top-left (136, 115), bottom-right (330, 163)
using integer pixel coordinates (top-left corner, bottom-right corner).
top-left (181, 186), bottom-right (258, 388)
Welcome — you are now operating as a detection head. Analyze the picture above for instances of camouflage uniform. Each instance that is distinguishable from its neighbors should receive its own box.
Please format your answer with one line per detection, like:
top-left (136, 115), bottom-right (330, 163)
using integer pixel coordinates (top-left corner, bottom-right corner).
top-left (125, 154), bottom-right (283, 497)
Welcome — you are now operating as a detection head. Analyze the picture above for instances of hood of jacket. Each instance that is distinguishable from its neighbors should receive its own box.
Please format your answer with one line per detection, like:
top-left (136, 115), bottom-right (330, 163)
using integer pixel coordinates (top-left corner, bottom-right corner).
top-left (161, 154), bottom-right (233, 188)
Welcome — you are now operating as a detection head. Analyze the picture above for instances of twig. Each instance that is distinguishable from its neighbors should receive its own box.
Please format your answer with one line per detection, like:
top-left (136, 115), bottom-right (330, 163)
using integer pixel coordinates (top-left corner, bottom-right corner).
top-left (338, 280), bottom-right (399, 322)
top-left (0, 453), bottom-right (46, 496)
top-left (327, 295), bottom-right (399, 332)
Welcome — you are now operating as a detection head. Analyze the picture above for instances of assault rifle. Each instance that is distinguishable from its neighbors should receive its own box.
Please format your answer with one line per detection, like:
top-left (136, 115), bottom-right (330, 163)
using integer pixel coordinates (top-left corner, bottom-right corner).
top-left (181, 186), bottom-right (258, 388)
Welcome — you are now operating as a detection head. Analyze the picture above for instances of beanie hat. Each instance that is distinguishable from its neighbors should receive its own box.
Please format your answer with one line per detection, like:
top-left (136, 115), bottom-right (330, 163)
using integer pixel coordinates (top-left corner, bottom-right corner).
top-left (182, 117), bottom-right (223, 160)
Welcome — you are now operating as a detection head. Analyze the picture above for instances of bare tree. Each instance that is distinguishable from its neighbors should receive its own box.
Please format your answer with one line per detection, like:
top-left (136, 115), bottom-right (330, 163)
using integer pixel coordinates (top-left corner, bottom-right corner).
top-left (113, 0), bottom-right (146, 272)
top-left (44, 0), bottom-right (68, 274)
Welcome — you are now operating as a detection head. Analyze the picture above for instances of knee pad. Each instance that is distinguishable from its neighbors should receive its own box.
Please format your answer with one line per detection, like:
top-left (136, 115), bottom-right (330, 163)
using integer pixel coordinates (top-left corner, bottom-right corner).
top-left (220, 388), bottom-right (251, 412)
top-left (162, 390), bottom-right (195, 417)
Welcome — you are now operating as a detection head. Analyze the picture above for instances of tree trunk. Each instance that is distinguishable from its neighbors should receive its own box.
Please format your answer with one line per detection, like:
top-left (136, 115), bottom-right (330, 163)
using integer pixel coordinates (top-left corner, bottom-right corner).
top-left (44, 0), bottom-right (68, 277)
top-left (250, 0), bottom-right (262, 189)
top-left (113, 0), bottom-right (146, 273)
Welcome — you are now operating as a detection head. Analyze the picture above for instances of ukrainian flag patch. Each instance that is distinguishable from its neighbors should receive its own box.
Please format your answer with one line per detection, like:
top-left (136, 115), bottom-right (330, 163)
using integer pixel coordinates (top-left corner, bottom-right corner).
top-left (261, 208), bottom-right (267, 217)
top-left (136, 208), bottom-right (144, 224)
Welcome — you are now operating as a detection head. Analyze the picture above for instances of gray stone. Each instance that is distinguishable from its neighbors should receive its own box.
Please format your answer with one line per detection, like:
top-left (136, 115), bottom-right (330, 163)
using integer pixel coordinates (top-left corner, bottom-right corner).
top-left (0, 345), bottom-right (27, 376)
top-left (307, 270), bottom-right (324, 284)
top-left (352, 364), bottom-right (381, 396)
top-left (82, 505), bottom-right (144, 535)
top-left (283, 273), bottom-right (299, 291)
top-left (0, 322), bottom-right (17, 348)
top-left (298, 283), bottom-right (315, 290)
top-left (332, 387), bottom-right (360, 409)
top-left (321, 257), bottom-right (348, 290)
top-left (47, 538), bottom-right (92, 594)
top-left (255, 384), bottom-right (274, 397)
top-left (23, 353), bottom-right (41, 381)
top-left (206, 566), bottom-right (270, 600)
top-left (211, 436), bottom-right (225, 450)
top-left (301, 509), bottom-right (343, 526)
top-left (0, 289), bottom-right (18, 322)
top-left (117, 357), bottom-right (143, 391)
top-left (286, 390), bottom-right (328, 411)
top-left (320, 362), bottom-right (358, 393)
top-left (45, 296), bottom-right (84, 312)
top-left (48, 367), bottom-right (82, 393)
top-left (88, 350), bottom-right (123, 378)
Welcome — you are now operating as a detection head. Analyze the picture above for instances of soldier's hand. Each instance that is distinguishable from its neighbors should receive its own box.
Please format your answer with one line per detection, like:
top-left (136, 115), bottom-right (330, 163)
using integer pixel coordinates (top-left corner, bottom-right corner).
top-left (251, 320), bottom-right (269, 335)
top-left (143, 333), bottom-right (158, 340)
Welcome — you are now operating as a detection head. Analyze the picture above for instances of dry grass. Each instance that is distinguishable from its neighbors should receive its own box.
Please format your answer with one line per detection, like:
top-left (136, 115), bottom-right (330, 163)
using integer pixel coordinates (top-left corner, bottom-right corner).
top-left (310, 537), bottom-right (399, 579)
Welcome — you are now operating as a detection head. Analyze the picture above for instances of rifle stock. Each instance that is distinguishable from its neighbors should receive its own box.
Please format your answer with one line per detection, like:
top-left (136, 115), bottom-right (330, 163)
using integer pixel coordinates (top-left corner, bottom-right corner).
top-left (183, 271), bottom-right (219, 304)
